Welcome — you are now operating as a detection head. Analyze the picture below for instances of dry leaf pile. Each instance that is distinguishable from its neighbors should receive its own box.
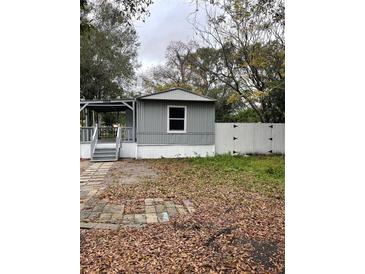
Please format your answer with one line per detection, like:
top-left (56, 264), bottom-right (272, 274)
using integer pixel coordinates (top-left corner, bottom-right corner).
top-left (81, 156), bottom-right (285, 273)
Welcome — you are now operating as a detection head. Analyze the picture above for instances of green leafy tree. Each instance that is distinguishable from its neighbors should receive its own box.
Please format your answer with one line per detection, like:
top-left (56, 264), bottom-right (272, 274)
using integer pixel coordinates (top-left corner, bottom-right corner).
top-left (80, 1), bottom-right (139, 99)
top-left (224, 108), bottom-right (261, 122)
top-left (80, 0), bottom-right (153, 35)
top-left (192, 0), bottom-right (285, 122)
top-left (80, 0), bottom-right (92, 34)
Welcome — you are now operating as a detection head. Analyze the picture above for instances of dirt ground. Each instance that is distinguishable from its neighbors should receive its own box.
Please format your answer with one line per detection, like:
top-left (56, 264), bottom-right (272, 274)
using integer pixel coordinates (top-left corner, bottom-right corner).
top-left (80, 160), bottom-right (90, 173)
top-left (107, 159), bottom-right (158, 185)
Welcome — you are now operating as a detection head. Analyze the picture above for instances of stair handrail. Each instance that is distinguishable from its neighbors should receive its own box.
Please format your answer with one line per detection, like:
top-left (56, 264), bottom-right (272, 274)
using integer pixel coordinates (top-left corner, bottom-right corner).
top-left (115, 126), bottom-right (121, 160)
top-left (90, 123), bottom-right (98, 157)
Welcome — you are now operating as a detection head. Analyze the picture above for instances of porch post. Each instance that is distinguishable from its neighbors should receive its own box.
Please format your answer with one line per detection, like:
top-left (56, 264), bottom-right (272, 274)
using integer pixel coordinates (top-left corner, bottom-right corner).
top-left (81, 109), bottom-right (84, 127)
top-left (132, 100), bottom-right (135, 142)
top-left (85, 108), bottom-right (88, 127)
top-left (92, 110), bottom-right (95, 126)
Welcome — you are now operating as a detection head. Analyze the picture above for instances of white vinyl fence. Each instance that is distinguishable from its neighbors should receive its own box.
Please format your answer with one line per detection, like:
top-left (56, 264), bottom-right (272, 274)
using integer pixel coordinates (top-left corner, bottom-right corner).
top-left (215, 123), bottom-right (285, 155)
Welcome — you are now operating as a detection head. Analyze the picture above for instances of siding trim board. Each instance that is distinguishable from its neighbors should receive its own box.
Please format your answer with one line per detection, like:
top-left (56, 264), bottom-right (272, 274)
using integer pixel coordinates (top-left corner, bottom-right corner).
top-left (137, 88), bottom-right (216, 102)
top-left (137, 144), bottom-right (212, 146)
top-left (138, 132), bottom-right (214, 135)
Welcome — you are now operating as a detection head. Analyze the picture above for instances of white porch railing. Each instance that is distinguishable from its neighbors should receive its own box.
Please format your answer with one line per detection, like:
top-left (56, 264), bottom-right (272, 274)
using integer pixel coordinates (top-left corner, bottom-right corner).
top-left (80, 127), bottom-right (94, 142)
top-left (115, 127), bottom-right (121, 160)
top-left (90, 124), bottom-right (98, 156)
top-left (80, 126), bottom-right (134, 143)
top-left (121, 127), bottom-right (134, 142)
top-left (98, 126), bottom-right (118, 140)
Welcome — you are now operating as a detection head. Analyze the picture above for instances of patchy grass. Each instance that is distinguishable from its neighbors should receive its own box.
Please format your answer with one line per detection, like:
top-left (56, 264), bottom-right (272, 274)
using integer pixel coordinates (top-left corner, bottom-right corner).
top-left (184, 154), bottom-right (285, 199)
top-left (82, 155), bottom-right (285, 273)
top-left (100, 154), bottom-right (284, 203)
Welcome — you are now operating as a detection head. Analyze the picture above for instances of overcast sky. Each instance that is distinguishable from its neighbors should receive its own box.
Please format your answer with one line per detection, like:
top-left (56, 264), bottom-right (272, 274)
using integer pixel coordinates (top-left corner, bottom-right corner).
top-left (134, 0), bottom-right (207, 73)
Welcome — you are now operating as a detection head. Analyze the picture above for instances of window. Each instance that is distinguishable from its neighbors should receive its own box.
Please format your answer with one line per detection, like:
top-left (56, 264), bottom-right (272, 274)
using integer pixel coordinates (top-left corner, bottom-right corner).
top-left (167, 106), bottom-right (186, 133)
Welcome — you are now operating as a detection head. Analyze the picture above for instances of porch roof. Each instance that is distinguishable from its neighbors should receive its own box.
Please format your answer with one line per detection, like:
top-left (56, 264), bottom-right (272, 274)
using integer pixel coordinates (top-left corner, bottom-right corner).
top-left (80, 99), bottom-right (134, 112)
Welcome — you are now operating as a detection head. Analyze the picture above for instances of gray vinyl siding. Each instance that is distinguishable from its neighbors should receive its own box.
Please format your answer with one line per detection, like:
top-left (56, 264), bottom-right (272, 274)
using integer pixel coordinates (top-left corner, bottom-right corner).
top-left (137, 100), bottom-right (215, 145)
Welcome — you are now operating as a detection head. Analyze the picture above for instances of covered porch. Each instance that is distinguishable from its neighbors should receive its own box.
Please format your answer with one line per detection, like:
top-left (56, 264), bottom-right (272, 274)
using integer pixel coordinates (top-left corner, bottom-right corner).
top-left (80, 99), bottom-right (137, 161)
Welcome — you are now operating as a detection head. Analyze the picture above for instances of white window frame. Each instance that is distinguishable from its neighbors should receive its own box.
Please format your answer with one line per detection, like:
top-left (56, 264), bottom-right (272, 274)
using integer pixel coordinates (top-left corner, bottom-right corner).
top-left (167, 105), bottom-right (187, 133)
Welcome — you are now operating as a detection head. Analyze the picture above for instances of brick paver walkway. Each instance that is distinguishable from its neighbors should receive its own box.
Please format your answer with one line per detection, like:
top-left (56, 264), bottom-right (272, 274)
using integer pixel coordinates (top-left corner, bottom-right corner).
top-left (80, 197), bottom-right (195, 230)
top-left (80, 161), bottom-right (195, 230)
top-left (80, 162), bottom-right (114, 209)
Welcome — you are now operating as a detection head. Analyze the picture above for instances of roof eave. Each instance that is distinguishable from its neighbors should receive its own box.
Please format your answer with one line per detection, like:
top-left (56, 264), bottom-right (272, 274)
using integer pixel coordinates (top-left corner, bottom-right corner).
top-left (136, 88), bottom-right (216, 102)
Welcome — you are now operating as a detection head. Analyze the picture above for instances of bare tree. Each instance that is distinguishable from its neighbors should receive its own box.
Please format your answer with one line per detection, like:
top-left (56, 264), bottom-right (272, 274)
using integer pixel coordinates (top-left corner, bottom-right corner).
top-left (165, 40), bottom-right (198, 84)
top-left (141, 40), bottom-right (199, 92)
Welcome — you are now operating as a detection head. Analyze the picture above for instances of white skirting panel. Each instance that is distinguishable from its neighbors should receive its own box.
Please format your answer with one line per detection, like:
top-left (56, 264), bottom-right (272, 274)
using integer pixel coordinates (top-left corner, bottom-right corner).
top-left (80, 143), bottom-right (91, 159)
top-left (81, 143), bottom-right (214, 159)
top-left (120, 142), bottom-right (137, 158)
top-left (137, 145), bottom-right (215, 159)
